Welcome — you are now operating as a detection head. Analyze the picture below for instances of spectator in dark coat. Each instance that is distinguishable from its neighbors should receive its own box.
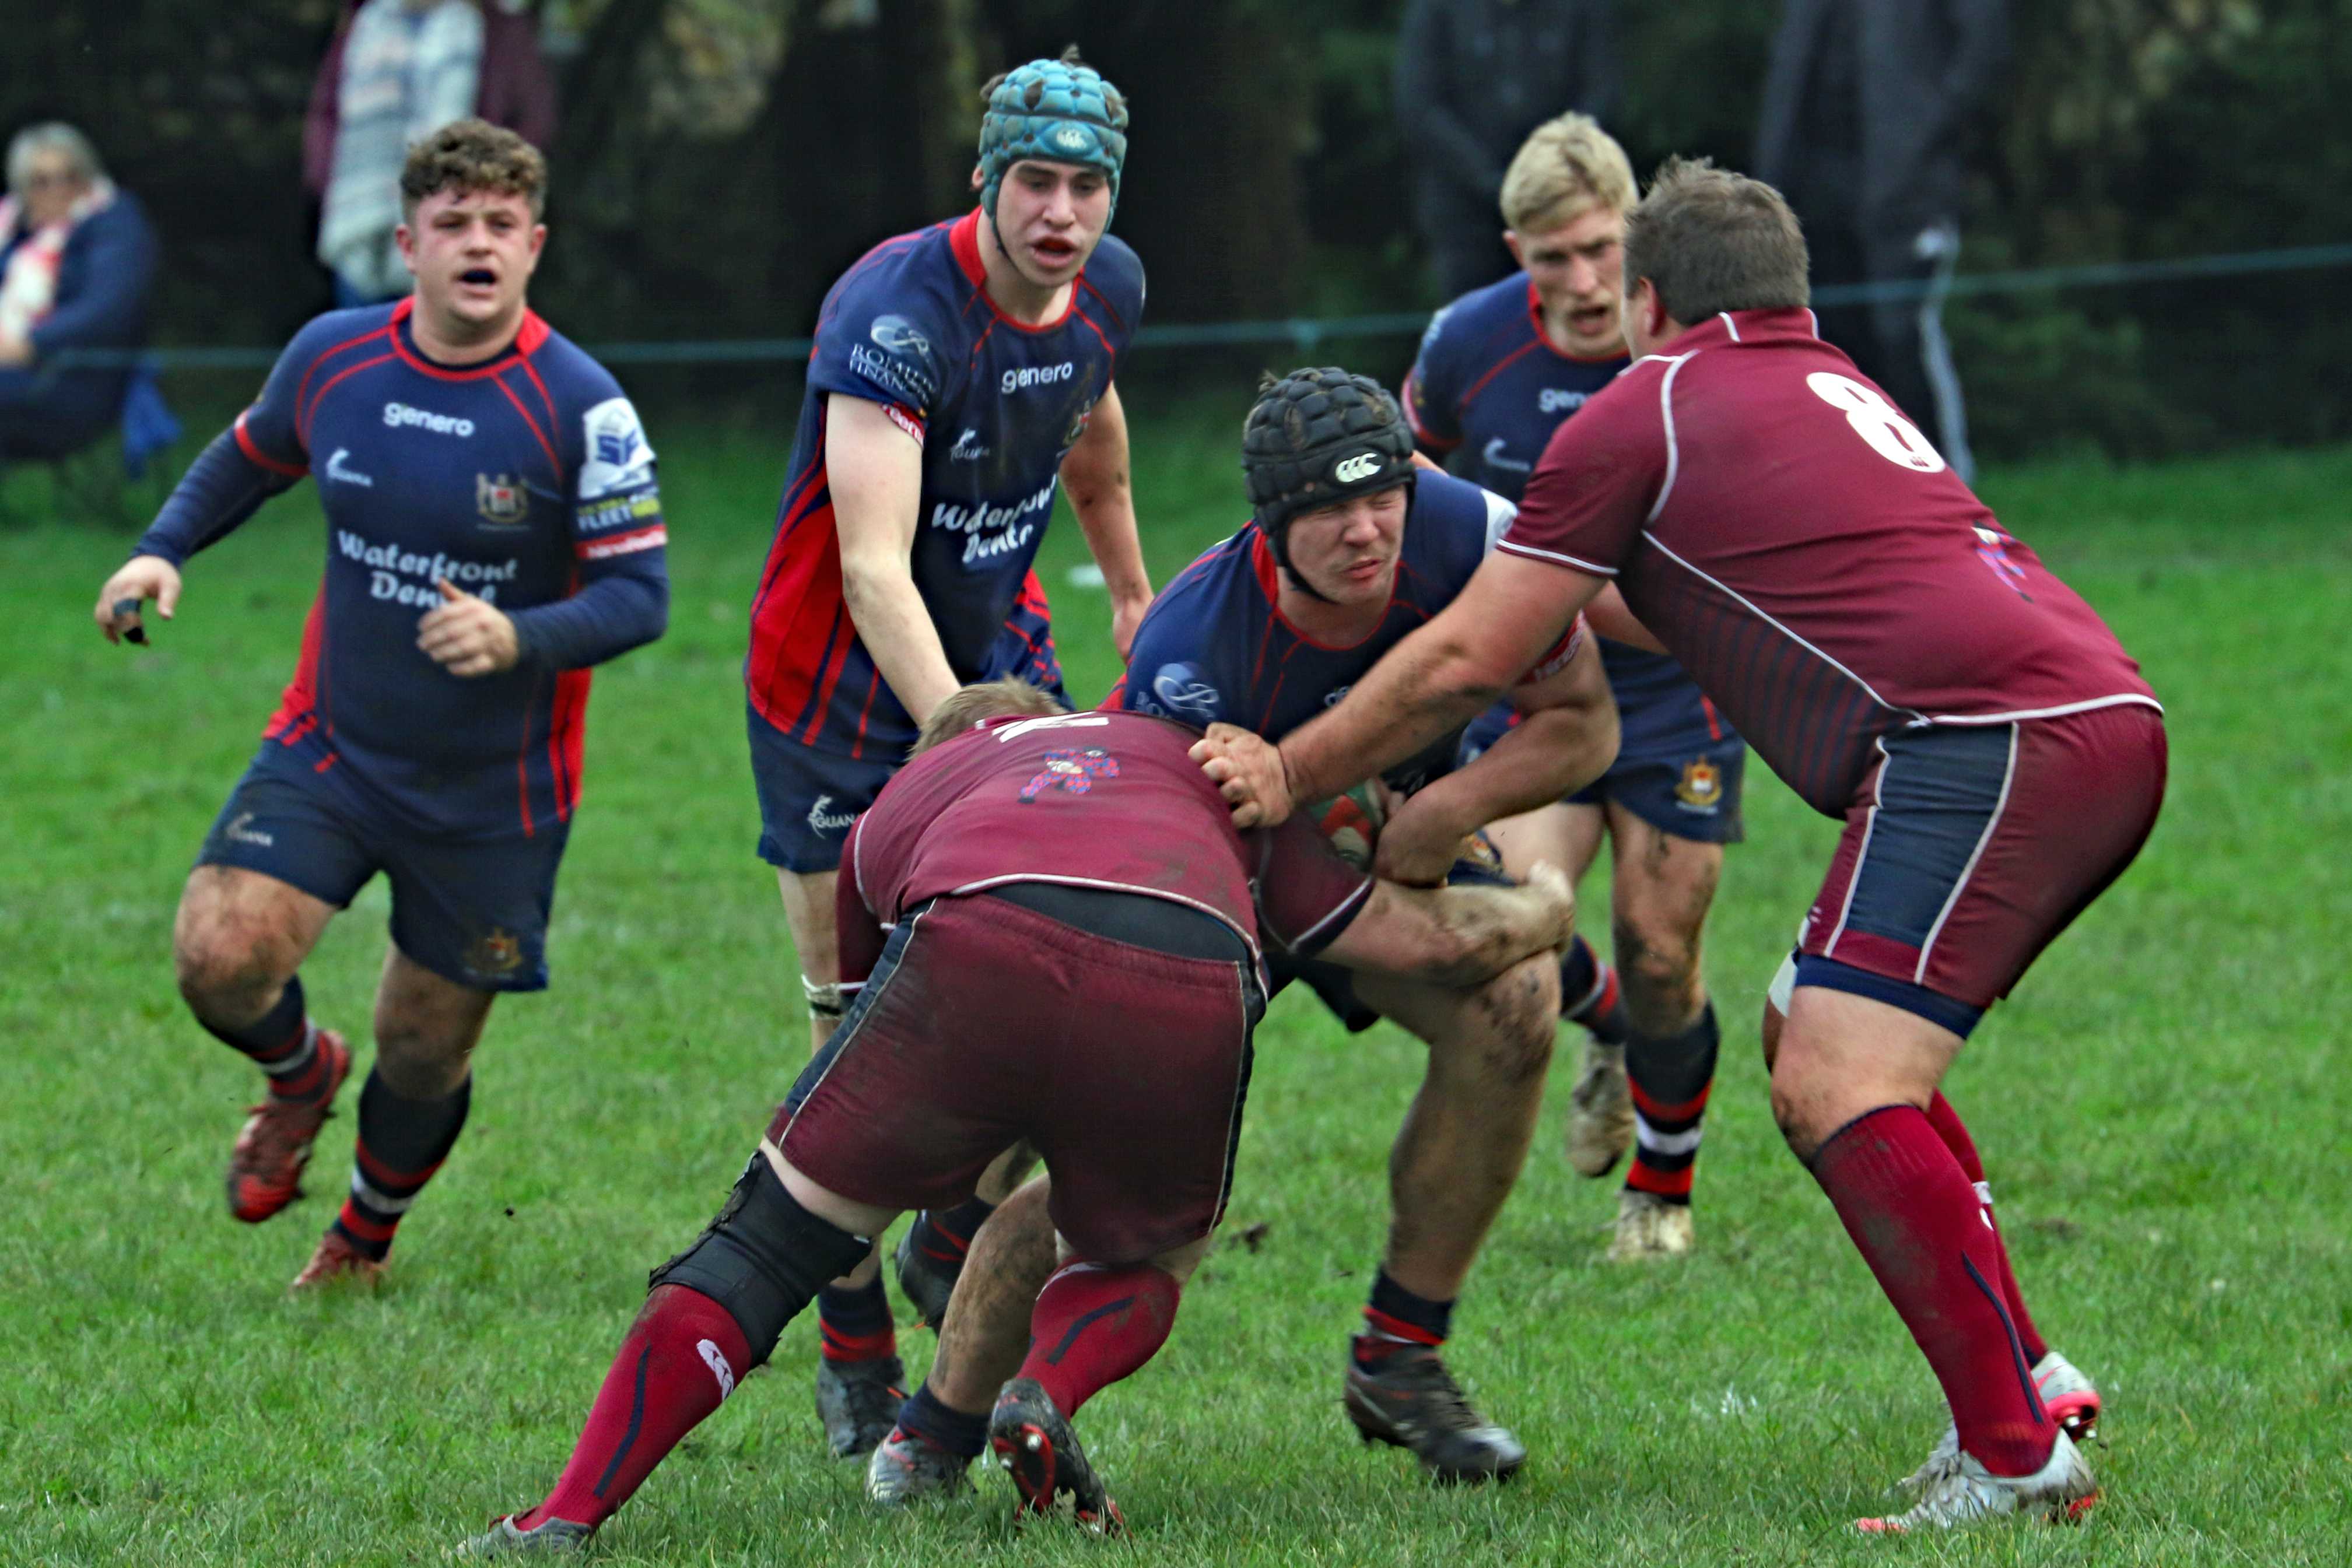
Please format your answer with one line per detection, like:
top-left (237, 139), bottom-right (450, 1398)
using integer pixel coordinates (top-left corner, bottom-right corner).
top-left (1395, 0), bottom-right (1620, 300)
top-left (307, 0), bottom-right (557, 304)
top-left (0, 123), bottom-right (159, 461)
top-left (1755, 0), bottom-right (2009, 480)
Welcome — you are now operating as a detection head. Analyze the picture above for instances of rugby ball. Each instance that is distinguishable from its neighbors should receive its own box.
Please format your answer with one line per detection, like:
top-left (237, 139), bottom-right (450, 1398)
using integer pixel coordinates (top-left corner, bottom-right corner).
top-left (1309, 780), bottom-right (1389, 870)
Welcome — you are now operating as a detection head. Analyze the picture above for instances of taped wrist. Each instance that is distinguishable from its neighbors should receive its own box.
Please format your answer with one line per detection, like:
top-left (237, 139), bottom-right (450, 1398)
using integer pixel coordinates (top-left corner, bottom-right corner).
top-left (802, 976), bottom-right (847, 1019)
top-left (647, 1155), bottom-right (874, 1364)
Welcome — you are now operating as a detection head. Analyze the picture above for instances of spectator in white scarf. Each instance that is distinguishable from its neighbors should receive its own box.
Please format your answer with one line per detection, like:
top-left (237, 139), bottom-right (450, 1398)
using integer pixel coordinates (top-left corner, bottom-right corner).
top-left (1, 122), bottom-right (159, 461)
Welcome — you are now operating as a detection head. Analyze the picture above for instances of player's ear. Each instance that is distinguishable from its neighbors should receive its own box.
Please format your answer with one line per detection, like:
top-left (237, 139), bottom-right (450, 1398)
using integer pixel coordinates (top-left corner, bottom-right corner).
top-left (1503, 230), bottom-right (1524, 270)
top-left (394, 222), bottom-right (416, 273)
top-left (970, 163), bottom-right (985, 192)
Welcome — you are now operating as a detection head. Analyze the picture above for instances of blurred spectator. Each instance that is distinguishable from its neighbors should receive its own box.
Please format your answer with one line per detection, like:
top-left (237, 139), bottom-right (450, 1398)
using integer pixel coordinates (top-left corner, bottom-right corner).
top-left (0, 123), bottom-right (159, 462)
top-left (1755, 0), bottom-right (2009, 480)
top-left (307, 0), bottom-right (556, 306)
top-left (1395, 0), bottom-right (1620, 300)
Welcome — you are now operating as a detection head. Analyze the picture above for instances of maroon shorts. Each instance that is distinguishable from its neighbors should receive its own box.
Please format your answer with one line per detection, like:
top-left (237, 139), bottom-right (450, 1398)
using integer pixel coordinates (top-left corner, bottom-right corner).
top-left (1799, 701), bottom-right (2167, 1016)
top-left (772, 889), bottom-right (1262, 1264)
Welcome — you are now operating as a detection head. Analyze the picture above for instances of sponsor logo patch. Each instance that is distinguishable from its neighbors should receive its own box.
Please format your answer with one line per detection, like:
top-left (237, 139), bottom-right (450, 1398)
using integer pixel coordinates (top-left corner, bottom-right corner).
top-left (383, 401), bottom-right (474, 437)
top-left (928, 479), bottom-right (1058, 567)
top-left (696, 1339), bottom-right (737, 1400)
top-left (336, 529), bottom-right (519, 606)
top-left (948, 426), bottom-right (989, 462)
top-left (1019, 747), bottom-right (1120, 802)
top-left (1539, 388), bottom-right (1591, 415)
top-left (847, 343), bottom-right (940, 406)
top-left (806, 794), bottom-right (856, 835)
top-left (1149, 663), bottom-right (1220, 722)
top-left (868, 314), bottom-right (932, 358)
top-left (1333, 451), bottom-right (1382, 483)
top-left (1000, 361), bottom-right (1075, 395)
top-left (579, 397), bottom-right (656, 501)
top-left (579, 493), bottom-right (663, 533)
top-left (1051, 125), bottom-right (1091, 152)
top-left (223, 811), bottom-right (274, 849)
top-left (1481, 436), bottom-right (1532, 474)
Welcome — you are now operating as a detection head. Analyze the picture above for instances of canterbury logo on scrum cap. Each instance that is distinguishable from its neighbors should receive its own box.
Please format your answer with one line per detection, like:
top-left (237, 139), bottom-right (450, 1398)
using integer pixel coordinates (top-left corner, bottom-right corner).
top-left (1333, 451), bottom-right (1384, 484)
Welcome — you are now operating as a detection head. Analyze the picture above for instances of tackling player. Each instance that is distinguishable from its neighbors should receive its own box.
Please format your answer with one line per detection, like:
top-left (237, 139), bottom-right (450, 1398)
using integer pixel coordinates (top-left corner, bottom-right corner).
top-left (457, 682), bottom-right (1578, 1554)
top-left (1407, 113), bottom-right (1747, 1261)
top-left (1092, 366), bottom-right (1614, 1483)
top-left (1198, 159), bottom-right (2163, 1532)
top-left (741, 48), bottom-right (1154, 1453)
top-left (91, 122), bottom-right (669, 1290)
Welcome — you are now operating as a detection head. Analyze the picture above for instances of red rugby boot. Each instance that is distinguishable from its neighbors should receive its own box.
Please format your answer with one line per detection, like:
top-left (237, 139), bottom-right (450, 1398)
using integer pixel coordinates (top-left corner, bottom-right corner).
top-left (225, 1029), bottom-right (352, 1223)
top-left (289, 1226), bottom-right (384, 1293)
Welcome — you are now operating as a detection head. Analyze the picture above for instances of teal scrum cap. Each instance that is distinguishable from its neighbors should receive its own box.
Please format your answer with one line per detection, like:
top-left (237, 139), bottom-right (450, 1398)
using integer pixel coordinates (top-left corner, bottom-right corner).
top-left (977, 50), bottom-right (1129, 223)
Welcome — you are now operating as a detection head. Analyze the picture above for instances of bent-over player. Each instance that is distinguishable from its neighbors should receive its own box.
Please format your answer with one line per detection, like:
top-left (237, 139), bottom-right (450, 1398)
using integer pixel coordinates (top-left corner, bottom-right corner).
top-left (1198, 160), bottom-right (2162, 1532)
top-left (1408, 113), bottom-right (1748, 1259)
top-left (457, 683), bottom-right (1576, 1553)
top-left (92, 122), bottom-right (668, 1290)
top-left (742, 49), bottom-right (1154, 1450)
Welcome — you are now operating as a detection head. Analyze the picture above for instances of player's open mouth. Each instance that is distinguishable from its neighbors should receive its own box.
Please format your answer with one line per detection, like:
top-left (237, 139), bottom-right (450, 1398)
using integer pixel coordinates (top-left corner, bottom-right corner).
top-left (1031, 237), bottom-right (1078, 266)
top-left (1569, 304), bottom-right (1614, 337)
top-left (460, 268), bottom-right (499, 287)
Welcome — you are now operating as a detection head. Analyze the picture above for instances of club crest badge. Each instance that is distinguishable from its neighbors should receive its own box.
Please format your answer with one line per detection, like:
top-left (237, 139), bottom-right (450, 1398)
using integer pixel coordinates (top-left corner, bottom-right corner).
top-left (466, 928), bottom-right (525, 977)
top-left (476, 472), bottom-right (528, 529)
top-left (1019, 748), bottom-right (1120, 802)
top-left (1674, 757), bottom-right (1723, 811)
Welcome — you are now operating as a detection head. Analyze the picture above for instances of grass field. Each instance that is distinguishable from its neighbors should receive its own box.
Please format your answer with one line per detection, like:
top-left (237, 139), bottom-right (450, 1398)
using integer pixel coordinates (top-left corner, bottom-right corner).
top-left (3, 388), bottom-right (2349, 1566)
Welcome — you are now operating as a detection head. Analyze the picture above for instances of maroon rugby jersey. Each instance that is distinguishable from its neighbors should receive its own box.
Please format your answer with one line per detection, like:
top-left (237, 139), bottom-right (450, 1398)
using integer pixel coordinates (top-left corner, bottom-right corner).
top-left (836, 710), bottom-right (1372, 983)
top-left (1498, 308), bottom-right (2157, 816)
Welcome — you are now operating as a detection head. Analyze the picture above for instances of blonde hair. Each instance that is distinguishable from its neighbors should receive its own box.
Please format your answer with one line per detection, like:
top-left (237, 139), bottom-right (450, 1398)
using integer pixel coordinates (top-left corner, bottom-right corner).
top-left (909, 678), bottom-right (1065, 757)
top-left (1498, 113), bottom-right (1636, 235)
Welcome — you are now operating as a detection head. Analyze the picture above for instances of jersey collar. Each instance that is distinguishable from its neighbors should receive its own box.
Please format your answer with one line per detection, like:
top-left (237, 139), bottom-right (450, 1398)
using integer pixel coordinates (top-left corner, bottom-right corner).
top-left (950, 209), bottom-right (1083, 334)
top-left (1249, 528), bottom-right (1397, 652)
top-left (389, 296), bottom-right (550, 380)
top-left (1660, 307), bottom-right (1822, 355)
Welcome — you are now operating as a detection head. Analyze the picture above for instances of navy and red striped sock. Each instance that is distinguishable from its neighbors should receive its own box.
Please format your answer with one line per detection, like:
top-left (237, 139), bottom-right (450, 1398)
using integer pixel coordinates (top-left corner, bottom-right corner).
top-left (1354, 1268), bottom-right (1452, 1368)
top-left (198, 977), bottom-right (329, 1101)
top-left (895, 1381), bottom-right (989, 1460)
top-left (1810, 1104), bottom-right (2055, 1476)
top-left (818, 1276), bottom-right (898, 1364)
top-left (1624, 1004), bottom-right (1720, 1205)
top-left (906, 1195), bottom-right (994, 1276)
top-left (1559, 936), bottom-right (1630, 1045)
top-left (331, 1069), bottom-right (471, 1262)
top-left (520, 1283), bottom-right (752, 1531)
top-left (1925, 1090), bottom-right (2049, 1365)
top-left (1015, 1261), bottom-right (1182, 1418)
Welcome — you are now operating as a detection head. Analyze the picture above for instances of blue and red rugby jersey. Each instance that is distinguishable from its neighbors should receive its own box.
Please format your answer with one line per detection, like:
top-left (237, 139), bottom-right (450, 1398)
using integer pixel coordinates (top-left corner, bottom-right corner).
top-left (1110, 471), bottom-right (1524, 798)
top-left (746, 209), bottom-right (1144, 759)
top-left (136, 298), bottom-right (669, 839)
top-left (1407, 269), bottom-right (1725, 721)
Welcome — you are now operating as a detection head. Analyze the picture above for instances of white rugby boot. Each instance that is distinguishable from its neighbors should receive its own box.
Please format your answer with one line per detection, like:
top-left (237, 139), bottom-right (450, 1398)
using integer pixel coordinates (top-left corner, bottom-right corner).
top-left (1857, 1429), bottom-right (2098, 1532)
top-left (1605, 1188), bottom-right (1694, 1262)
top-left (1901, 1350), bottom-right (2102, 1491)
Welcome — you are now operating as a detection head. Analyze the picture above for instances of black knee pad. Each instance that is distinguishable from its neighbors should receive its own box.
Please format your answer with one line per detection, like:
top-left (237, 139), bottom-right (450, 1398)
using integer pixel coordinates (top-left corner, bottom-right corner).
top-left (647, 1155), bottom-right (875, 1364)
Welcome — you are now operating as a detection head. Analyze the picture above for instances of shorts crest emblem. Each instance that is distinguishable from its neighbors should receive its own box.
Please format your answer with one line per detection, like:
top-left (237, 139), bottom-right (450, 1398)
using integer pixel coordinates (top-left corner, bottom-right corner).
top-left (1675, 757), bottom-right (1723, 811)
top-left (466, 928), bottom-right (525, 977)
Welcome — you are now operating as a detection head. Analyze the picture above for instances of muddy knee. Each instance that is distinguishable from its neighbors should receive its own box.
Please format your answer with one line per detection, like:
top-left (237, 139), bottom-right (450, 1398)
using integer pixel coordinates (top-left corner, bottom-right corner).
top-left (1471, 956), bottom-right (1559, 1086)
top-left (173, 925), bottom-right (290, 1025)
top-left (1613, 919), bottom-right (1704, 1035)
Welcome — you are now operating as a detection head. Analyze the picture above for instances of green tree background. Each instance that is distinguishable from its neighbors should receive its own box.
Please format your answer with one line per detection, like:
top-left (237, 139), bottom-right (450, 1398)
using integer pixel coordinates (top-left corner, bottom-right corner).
top-left (5, 0), bottom-right (2344, 455)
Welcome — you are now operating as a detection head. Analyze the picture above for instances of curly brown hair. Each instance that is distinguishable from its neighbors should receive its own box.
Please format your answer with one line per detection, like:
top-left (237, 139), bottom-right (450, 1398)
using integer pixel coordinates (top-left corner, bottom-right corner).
top-left (399, 118), bottom-right (547, 221)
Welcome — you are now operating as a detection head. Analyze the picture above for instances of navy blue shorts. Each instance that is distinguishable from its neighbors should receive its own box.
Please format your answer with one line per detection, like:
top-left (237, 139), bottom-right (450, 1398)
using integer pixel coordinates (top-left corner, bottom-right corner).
top-left (197, 746), bottom-right (567, 991)
top-left (1460, 672), bottom-right (1747, 846)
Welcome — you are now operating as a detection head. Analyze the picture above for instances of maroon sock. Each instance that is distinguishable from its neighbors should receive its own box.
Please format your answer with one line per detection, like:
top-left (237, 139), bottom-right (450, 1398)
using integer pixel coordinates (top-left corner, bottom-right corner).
top-left (519, 1285), bottom-right (751, 1531)
top-left (1924, 1091), bottom-right (2049, 1364)
top-left (1810, 1106), bottom-right (2054, 1476)
top-left (1014, 1263), bottom-right (1181, 1418)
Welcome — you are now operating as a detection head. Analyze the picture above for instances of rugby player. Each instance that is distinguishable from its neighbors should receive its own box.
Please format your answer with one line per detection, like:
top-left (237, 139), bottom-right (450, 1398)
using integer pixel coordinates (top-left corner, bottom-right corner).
top-left (91, 121), bottom-right (669, 1290)
top-left (1407, 113), bottom-right (1746, 1260)
top-left (863, 367), bottom-right (1614, 1491)
top-left (456, 682), bottom-right (1578, 1553)
top-left (741, 48), bottom-right (1153, 1453)
top-left (1197, 159), bottom-right (2163, 1531)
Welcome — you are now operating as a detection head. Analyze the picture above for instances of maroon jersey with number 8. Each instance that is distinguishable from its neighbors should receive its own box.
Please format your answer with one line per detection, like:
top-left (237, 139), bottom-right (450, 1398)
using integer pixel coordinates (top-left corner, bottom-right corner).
top-left (1498, 308), bottom-right (2158, 817)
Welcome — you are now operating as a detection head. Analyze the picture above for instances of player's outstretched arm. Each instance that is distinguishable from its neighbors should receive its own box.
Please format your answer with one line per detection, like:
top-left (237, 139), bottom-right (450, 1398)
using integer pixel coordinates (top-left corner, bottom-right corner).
top-left (1058, 383), bottom-right (1154, 661)
top-left (1323, 861), bottom-right (1576, 990)
top-left (830, 394), bottom-right (963, 726)
top-left (1373, 625), bottom-right (1621, 885)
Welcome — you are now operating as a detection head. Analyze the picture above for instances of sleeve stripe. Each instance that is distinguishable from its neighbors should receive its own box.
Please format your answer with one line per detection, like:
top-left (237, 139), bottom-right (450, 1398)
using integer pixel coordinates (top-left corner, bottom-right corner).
top-left (1495, 538), bottom-right (1618, 576)
top-left (232, 411), bottom-right (307, 478)
top-left (1284, 874), bottom-right (1375, 953)
top-left (576, 523), bottom-right (667, 560)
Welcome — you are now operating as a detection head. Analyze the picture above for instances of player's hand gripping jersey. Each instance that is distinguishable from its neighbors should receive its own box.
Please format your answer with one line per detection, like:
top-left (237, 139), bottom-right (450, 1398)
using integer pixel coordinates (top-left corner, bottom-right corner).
top-left (746, 212), bottom-right (1145, 759)
top-left (836, 709), bottom-right (1372, 987)
top-left (1498, 308), bottom-right (2157, 818)
top-left (136, 300), bottom-right (669, 838)
top-left (1114, 470), bottom-right (1533, 799)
